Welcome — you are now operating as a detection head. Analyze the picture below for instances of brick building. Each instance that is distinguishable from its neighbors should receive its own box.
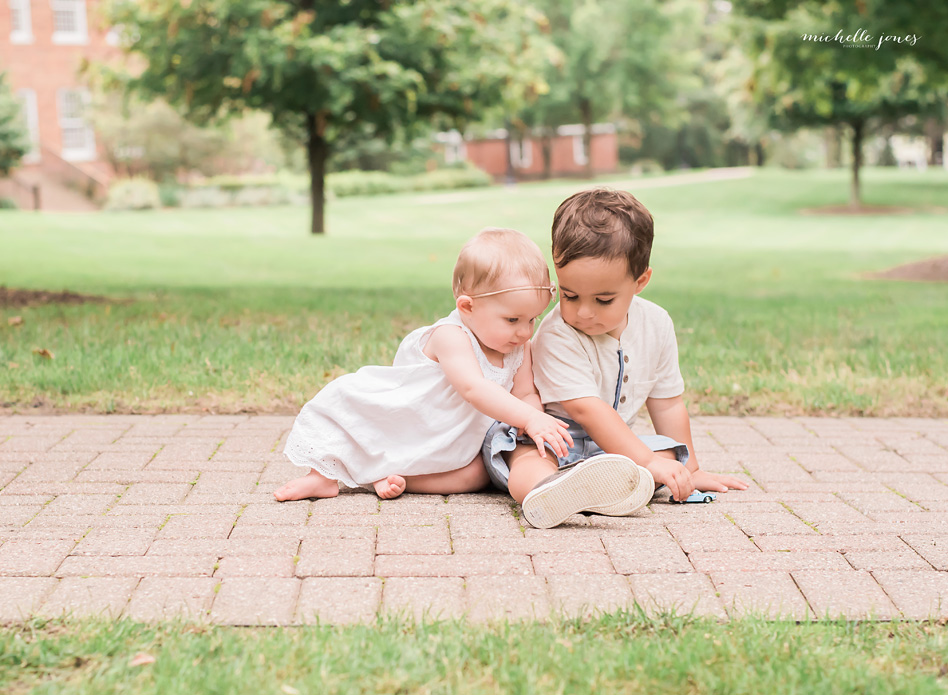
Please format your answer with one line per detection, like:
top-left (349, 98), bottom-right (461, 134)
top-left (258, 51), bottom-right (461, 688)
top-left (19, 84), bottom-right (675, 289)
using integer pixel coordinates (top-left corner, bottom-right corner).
top-left (1, 0), bottom-right (117, 208)
top-left (437, 124), bottom-right (619, 181)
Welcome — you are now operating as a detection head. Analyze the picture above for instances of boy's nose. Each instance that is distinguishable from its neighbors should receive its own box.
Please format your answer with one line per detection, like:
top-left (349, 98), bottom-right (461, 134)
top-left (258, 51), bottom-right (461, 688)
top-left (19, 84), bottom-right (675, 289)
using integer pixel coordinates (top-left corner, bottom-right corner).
top-left (577, 304), bottom-right (595, 319)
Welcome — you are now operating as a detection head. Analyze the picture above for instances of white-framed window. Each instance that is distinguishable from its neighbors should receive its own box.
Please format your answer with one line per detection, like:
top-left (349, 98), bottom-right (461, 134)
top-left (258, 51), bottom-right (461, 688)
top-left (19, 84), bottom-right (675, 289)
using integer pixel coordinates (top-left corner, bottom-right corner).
top-left (444, 139), bottom-right (466, 164)
top-left (509, 137), bottom-right (533, 169)
top-left (16, 88), bottom-right (40, 163)
top-left (50, 0), bottom-right (88, 45)
top-left (57, 88), bottom-right (96, 161)
top-left (572, 135), bottom-right (588, 166)
top-left (9, 0), bottom-right (33, 43)
top-left (436, 129), bottom-right (467, 164)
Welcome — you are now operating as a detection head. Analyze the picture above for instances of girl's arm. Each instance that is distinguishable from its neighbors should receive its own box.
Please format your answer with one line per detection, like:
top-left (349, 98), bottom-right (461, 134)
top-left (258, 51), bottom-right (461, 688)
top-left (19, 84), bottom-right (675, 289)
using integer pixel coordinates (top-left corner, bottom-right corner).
top-left (509, 341), bottom-right (543, 413)
top-left (426, 326), bottom-right (571, 458)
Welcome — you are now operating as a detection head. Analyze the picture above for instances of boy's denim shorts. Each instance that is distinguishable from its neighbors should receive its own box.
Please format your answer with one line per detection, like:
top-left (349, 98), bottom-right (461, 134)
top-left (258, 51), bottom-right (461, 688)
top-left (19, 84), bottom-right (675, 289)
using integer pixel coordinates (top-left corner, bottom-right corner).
top-left (481, 418), bottom-right (690, 492)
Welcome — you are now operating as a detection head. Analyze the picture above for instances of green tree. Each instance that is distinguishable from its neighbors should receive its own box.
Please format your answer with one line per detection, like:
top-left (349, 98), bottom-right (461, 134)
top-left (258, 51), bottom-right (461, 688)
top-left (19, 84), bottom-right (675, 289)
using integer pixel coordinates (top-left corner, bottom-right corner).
top-left (0, 73), bottom-right (30, 177)
top-left (883, 2), bottom-right (948, 165)
top-left (106, 0), bottom-right (548, 234)
top-left (732, 0), bottom-right (948, 207)
top-left (629, 0), bottom-right (752, 170)
top-left (705, 5), bottom-right (770, 167)
top-left (518, 0), bottom-right (693, 178)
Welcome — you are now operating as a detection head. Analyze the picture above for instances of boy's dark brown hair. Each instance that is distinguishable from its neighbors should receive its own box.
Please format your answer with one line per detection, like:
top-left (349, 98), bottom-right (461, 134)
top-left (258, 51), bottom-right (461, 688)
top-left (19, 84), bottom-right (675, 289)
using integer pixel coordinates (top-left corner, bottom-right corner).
top-left (551, 188), bottom-right (654, 279)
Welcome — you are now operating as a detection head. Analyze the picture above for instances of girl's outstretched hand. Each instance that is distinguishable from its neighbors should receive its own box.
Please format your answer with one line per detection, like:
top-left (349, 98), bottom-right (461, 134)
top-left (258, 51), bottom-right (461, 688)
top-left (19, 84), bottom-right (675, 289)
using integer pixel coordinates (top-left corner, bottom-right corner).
top-left (522, 411), bottom-right (574, 459)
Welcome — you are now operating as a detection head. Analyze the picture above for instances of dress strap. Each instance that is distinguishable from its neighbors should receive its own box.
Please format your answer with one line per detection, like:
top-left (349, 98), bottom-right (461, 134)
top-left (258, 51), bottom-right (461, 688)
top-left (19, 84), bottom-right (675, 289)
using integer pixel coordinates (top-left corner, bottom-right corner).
top-left (444, 312), bottom-right (500, 373)
top-left (437, 310), bottom-right (520, 379)
top-left (505, 343), bottom-right (525, 375)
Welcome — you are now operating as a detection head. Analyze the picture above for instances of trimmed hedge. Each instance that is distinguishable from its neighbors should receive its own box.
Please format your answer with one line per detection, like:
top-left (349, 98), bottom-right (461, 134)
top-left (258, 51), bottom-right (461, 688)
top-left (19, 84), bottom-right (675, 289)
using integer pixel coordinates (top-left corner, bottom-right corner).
top-left (105, 178), bottom-right (161, 211)
top-left (328, 166), bottom-right (492, 198)
top-left (160, 165), bottom-right (493, 208)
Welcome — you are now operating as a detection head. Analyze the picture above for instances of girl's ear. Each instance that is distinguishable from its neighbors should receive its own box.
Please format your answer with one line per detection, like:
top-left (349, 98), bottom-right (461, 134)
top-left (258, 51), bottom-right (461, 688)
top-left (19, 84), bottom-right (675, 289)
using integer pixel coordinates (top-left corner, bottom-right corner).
top-left (456, 295), bottom-right (474, 315)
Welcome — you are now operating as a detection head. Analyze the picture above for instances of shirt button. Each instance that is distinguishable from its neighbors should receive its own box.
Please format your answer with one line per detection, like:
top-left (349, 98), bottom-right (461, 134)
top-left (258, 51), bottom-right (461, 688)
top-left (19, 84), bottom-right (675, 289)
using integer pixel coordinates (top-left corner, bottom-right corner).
top-left (623, 375), bottom-right (629, 383)
top-left (619, 396), bottom-right (627, 403)
top-left (623, 355), bottom-right (629, 363)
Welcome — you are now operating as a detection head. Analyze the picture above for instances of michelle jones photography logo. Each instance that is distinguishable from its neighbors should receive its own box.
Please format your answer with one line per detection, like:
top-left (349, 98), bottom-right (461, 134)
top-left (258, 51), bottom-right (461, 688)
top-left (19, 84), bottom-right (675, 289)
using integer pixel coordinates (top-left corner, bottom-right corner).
top-left (801, 28), bottom-right (921, 50)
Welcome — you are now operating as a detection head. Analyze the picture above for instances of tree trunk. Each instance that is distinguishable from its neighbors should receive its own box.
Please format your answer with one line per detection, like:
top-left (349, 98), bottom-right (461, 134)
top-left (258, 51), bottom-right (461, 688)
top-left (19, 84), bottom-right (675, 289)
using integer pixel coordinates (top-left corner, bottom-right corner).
top-left (503, 120), bottom-right (516, 186)
top-left (306, 112), bottom-right (328, 235)
top-left (541, 128), bottom-right (553, 180)
top-left (824, 126), bottom-right (842, 168)
top-left (747, 142), bottom-right (758, 166)
top-left (754, 141), bottom-right (765, 167)
top-left (925, 116), bottom-right (944, 167)
top-left (579, 98), bottom-right (593, 178)
top-left (849, 120), bottom-right (864, 210)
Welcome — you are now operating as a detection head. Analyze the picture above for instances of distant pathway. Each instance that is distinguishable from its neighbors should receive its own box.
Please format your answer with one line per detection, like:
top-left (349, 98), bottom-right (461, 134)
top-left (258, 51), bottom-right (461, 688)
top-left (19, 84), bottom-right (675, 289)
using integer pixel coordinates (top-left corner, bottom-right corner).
top-left (1, 414), bottom-right (946, 624)
top-left (414, 167), bottom-right (755, 205)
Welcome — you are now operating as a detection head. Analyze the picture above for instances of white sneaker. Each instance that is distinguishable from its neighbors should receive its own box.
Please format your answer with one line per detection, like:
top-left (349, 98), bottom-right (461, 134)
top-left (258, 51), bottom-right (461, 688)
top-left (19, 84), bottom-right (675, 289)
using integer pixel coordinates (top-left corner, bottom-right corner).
top-left (584, 464), bottom-right (654, 516)
top-left (520, 454), bottom-right (654, 529)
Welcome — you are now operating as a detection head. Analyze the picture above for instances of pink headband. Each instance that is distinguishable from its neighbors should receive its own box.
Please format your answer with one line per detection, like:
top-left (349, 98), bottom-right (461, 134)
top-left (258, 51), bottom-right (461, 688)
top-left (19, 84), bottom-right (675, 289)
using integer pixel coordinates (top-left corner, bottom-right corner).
top-left (467, 285), bottom-right (556, 299)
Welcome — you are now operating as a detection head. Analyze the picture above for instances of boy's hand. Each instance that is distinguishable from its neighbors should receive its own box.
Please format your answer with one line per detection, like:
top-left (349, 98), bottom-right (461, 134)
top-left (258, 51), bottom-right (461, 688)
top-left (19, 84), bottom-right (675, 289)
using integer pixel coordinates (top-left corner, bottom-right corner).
top-left (521, 412), bottom-right (574, 460)
top-left (690, 469), bottom-right (749, 493)
top-left (646, 457), bottom-right (694, 502)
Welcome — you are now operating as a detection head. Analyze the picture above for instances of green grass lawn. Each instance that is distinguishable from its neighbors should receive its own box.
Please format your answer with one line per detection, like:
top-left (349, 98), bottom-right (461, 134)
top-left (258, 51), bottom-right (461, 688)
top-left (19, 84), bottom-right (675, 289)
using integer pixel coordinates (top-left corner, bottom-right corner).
top-left (2, 614), bottom-right (947, 694)
top-left (1, 166), bottom-right (946, 416)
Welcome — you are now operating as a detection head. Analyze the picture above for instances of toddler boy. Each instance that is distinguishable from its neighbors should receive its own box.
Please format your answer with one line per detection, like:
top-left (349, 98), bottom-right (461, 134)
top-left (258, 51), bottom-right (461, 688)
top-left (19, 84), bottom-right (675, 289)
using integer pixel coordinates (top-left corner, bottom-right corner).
top-left (483, 188), bottom-right (746, 528)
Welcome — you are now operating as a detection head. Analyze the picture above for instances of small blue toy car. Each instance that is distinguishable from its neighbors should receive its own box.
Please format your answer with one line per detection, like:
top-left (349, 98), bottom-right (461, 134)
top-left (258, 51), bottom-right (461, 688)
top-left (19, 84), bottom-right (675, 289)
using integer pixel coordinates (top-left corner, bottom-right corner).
top-left (670, 490), bottom-right (717, 504)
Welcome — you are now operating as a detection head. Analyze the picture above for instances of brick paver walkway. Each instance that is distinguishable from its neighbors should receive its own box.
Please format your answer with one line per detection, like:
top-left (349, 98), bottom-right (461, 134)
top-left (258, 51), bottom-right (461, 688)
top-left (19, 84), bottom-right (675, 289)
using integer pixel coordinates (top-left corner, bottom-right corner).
top-left (1, 415), bottom-right (947, 624)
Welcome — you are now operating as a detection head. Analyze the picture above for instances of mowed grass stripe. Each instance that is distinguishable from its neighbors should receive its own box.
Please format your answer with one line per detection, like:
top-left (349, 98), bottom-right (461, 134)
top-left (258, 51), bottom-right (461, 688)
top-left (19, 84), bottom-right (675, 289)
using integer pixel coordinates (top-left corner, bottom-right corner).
top-left (1, 615), bottom-right (947, 695)
top-left (1, 167), bottom-right (946, 415)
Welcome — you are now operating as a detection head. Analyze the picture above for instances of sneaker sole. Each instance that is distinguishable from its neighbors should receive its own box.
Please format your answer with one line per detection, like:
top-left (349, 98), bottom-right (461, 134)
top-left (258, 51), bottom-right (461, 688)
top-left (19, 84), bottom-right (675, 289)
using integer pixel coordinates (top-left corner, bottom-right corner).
top-left (584, 465), bottom-right (655, 516)
top-left (520, 454), bottom-right (642, 529)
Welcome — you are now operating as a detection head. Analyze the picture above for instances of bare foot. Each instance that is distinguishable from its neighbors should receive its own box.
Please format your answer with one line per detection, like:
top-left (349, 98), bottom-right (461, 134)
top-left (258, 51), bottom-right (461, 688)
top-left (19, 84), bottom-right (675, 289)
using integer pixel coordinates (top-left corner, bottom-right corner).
top-left (273, 470), bottom-right (339, 501)
top-left (373, 475), bottom-right (406, 500)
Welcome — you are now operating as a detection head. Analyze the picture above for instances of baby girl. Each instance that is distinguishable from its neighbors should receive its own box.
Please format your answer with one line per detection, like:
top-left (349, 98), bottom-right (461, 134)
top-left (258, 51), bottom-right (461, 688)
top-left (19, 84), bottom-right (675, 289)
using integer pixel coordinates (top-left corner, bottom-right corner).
top-left (274, 228), bottom-right (572, 501)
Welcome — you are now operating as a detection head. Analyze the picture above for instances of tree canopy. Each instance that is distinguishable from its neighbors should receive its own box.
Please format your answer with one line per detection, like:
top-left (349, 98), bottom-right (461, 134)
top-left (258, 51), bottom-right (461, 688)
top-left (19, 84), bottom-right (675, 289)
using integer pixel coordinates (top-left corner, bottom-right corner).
top-left (516, 0), bottom-right (694, 177)
top-left (0, 73), bottom-right (30, 177)
top-left (732, 0), bottom-right (948, 206)
top-left (107, 0), bottom-right (550, 233)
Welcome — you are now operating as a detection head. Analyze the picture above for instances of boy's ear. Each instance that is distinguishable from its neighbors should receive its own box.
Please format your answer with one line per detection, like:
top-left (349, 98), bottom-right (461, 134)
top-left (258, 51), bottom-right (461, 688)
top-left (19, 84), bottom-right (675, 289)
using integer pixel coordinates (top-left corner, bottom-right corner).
top-left (456, 295), bottom-right (474, 315)
top-left (633, 268), bottom-right (653, 295)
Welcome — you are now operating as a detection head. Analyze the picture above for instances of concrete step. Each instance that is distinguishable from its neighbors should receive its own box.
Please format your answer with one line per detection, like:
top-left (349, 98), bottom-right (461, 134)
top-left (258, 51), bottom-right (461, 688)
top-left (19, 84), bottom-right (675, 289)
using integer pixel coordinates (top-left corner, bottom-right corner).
top-left (13, 165), bottom-right (101, 212)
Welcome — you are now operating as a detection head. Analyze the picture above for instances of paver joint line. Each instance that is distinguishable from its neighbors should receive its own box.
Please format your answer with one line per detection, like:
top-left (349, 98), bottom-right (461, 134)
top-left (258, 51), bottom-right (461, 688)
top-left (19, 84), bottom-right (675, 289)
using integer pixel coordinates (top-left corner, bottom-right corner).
top-left (1, 415), bottom-right (946, 623)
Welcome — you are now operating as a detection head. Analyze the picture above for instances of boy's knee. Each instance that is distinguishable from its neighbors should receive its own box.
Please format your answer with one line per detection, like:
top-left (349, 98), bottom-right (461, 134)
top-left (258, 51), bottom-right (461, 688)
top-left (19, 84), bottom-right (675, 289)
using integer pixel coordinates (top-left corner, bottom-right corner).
top-left (506, 445), bottom-right (558, 477)
top-left (504, 443), bottom-right (541, 466)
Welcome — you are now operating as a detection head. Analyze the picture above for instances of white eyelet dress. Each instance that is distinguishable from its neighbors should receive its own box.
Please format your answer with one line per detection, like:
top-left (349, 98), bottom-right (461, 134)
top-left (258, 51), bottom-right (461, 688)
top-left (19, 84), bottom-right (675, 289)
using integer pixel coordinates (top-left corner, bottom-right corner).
top-left (283, 310), bottom-right (524, 488)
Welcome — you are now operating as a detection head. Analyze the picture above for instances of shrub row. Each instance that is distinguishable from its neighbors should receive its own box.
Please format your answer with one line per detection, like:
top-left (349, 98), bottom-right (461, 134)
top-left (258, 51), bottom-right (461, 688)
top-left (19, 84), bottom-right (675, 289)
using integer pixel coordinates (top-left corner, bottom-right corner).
top-left (327, 166), bottom-right (492, 197)
top-left (104, 166), bottom-right (493, 211)
top-left (105, 178), bottom-right (161, 211)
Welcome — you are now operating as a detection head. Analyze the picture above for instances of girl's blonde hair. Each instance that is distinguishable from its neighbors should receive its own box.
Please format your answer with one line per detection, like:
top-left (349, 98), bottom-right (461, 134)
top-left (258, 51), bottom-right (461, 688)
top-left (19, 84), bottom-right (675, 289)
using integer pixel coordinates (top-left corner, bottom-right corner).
top-left (452, 228), bottom-right (551, 298)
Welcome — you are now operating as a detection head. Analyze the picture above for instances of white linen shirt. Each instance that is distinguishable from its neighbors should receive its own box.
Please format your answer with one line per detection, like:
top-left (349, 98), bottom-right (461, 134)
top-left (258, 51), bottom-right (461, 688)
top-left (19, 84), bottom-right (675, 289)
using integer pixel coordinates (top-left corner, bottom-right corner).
top-left (531, 297), bottom-right (685, 426)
